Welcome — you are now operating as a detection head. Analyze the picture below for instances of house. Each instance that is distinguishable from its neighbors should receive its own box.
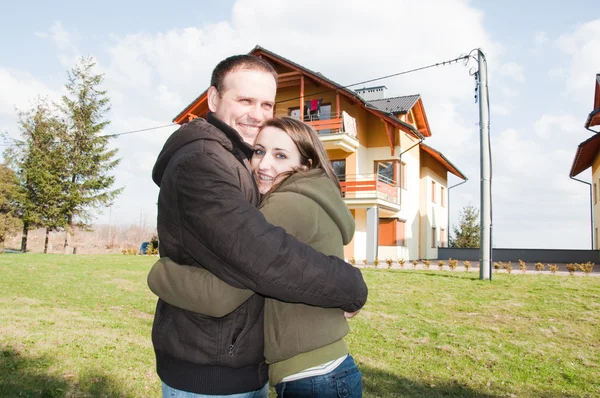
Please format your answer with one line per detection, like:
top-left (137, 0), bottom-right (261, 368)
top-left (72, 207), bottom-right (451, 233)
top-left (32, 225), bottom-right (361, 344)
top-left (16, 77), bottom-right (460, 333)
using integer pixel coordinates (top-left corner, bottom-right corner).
top-left (570, 74), bottom-right (600, 248)
top-left (172, 45), bottom-right (467, 261)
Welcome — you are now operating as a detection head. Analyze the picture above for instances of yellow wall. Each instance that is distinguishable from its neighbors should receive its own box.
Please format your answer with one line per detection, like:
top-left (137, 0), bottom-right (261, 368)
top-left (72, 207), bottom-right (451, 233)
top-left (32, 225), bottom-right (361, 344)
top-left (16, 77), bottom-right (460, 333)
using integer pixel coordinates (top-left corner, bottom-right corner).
top-left (593, 153), bottom-right (600, 249)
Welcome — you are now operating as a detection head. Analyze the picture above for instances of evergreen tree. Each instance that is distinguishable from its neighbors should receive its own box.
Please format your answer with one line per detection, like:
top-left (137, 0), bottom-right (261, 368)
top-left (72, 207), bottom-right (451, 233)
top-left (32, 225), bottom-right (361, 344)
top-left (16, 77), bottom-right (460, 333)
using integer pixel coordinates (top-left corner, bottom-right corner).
top-left (59, 57), bottom-right (122, 252)
top-left (4, 99), bottom-right (67, 253)
top-left (450, 204), bottom-right (480, 248)
top-left (0, 164), bottom-right (23, 253)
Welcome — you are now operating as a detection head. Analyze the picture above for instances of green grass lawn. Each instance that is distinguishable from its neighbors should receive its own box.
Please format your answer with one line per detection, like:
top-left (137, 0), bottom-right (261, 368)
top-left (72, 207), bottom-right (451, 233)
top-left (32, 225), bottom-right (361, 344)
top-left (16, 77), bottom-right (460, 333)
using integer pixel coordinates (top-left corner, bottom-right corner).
top-left (1, 254), bottom-right (599, 397)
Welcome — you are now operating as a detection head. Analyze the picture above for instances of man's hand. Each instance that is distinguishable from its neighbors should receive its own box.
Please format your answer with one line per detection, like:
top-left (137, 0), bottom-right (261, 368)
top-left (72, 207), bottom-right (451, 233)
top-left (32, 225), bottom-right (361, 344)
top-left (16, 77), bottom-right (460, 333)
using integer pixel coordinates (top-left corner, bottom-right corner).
top-left (344, 309), bottom-right (361, 319)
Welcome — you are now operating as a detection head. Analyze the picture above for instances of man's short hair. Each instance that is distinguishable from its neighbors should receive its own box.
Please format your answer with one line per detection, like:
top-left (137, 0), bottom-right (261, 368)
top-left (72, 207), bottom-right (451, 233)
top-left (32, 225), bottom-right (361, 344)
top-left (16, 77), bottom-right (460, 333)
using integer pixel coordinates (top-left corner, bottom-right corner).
top-left (210, 54), bottom-right (278, 94)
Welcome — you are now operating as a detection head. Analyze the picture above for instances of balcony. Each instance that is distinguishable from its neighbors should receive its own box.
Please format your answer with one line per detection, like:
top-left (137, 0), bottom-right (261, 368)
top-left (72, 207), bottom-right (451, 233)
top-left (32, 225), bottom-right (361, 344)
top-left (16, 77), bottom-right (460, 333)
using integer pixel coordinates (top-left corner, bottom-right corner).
top-left (340, 174), bottom-right (400, 212)
top-left (275, 110), bottom-right (359, 153)
top-left (310, 117), bottom-right (358, 153)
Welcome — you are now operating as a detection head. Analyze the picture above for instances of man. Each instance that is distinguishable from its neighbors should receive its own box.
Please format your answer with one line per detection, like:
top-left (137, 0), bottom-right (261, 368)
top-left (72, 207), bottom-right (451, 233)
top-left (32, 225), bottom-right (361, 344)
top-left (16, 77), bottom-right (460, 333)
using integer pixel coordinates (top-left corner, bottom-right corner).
top-left (151, 54), bottom-right (368, 397)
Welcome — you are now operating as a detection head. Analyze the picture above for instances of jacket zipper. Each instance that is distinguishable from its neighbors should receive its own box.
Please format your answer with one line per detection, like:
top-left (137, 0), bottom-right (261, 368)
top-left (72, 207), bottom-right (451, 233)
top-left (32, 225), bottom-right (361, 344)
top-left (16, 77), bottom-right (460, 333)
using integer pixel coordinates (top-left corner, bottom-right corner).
top-left (228, 312), bottom-right (252, 357)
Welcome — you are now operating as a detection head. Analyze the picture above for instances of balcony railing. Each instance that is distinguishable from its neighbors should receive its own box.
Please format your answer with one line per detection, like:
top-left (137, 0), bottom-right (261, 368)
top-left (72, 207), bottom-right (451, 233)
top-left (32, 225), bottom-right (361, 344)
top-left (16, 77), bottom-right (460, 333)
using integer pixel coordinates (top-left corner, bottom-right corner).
top-left (339, 174), bottom-right (400, 205)
top-left (274, 111), bottom-right (344, 134)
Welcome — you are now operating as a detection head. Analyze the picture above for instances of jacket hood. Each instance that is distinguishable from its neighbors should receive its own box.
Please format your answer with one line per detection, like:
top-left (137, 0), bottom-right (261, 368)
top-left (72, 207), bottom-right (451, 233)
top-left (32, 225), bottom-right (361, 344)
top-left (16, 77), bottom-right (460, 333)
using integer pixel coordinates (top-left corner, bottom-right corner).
top-left (152, 113), bottom-right (253, 187)
top-left (271, 169), bottom-right (355, 244)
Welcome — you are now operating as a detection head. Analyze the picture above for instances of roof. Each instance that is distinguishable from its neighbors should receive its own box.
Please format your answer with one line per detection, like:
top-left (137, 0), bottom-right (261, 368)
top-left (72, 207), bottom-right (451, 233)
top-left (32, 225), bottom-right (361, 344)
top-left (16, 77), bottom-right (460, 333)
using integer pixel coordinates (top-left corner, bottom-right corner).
top-left (368, 95), bottom-right (421, 115)
top-left (570, 133), bottom-right (600, 177)
top-left (172, 45), bottom-right (430, 138)
top-left (585, 74), bottom-right (600, 129)
top-left (420, 143), bottom-right (467, 180)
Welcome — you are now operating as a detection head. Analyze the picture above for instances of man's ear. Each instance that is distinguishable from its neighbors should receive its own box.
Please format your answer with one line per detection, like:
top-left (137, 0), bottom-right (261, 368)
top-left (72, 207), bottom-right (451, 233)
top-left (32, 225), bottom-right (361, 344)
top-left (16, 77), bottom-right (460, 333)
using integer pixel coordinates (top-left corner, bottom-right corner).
top-left (207, 86), bottom-right (220, 112)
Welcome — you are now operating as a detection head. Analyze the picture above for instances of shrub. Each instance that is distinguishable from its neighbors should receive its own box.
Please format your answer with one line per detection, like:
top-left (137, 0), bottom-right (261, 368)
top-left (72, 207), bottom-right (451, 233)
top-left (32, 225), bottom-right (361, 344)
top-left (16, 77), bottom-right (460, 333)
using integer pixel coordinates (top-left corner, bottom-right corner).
top-left (519, 259), bottom-right (527, 273)
top-left (373, 258), bottom-right (380, 267)
top-left (438, 260), bottom-right (445, 270)
top-left (362, 259), bottom-right (368, 266)
top-left (566, 263), bottom-right (578, 276)
top-left (548, 264), bottom-right (558, 274)
top-left (493, 262), bottom-right (501, 271)
top-left (535, 262), bottom-right (544, 271)
top-left (385, 258), bottom-right (393, 269)
top-left (412, 260), bottom-right (419, 269)
top-left (503, 261), bottom-right (512, 274)
top-left (397, 258), bottom-right (406, 269)
top-left (423, 260), bottom-right (431, 270)
top-left (580, 262), bottom-right (595, 275)
top-left (349, 257), bottom-right (356, 265)
top-left (449, 259), bottom-right (458, 271)
top-left (464, 261), bottom-right (471, 272)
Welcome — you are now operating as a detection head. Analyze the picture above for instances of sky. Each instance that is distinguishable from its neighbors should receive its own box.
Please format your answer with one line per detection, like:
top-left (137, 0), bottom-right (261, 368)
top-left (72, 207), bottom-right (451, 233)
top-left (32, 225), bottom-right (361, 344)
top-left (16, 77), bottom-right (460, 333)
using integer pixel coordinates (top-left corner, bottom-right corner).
top-left (1, 0), bottom-right (599, 249)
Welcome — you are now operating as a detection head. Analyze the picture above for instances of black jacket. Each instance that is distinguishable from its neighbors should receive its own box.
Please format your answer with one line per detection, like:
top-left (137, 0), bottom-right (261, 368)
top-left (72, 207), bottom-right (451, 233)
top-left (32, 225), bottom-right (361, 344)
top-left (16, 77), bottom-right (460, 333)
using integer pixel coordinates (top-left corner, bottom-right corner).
top-left (151, 113), bottom-right (368, 394)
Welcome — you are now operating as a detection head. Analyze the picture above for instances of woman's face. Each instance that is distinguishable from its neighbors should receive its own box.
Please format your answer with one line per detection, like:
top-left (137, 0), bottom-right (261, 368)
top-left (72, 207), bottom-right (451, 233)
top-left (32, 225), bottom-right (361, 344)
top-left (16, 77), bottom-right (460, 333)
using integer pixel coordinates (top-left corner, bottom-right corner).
top-left (251, 126), bottom-right (303, 194)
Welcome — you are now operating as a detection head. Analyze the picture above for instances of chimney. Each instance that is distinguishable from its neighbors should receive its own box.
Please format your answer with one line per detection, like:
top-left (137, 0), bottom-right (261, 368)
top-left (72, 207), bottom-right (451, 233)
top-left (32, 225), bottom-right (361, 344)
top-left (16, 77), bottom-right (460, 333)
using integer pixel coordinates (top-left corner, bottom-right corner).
top-left (355, 85), bottom-right (387, 101)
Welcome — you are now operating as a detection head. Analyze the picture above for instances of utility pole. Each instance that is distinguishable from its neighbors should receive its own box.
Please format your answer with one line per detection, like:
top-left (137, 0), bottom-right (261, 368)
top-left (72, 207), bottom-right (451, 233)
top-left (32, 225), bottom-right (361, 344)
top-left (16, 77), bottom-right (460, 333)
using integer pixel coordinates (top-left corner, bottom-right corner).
top-left (476, 49), bottom-right (492, 280)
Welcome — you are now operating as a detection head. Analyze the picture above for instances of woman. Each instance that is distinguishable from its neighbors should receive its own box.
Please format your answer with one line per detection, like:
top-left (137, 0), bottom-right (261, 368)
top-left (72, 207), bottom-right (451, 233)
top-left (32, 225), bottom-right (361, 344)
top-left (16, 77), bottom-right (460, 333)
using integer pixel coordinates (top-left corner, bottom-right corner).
top-left (148, 116), bottom-right (363, 397)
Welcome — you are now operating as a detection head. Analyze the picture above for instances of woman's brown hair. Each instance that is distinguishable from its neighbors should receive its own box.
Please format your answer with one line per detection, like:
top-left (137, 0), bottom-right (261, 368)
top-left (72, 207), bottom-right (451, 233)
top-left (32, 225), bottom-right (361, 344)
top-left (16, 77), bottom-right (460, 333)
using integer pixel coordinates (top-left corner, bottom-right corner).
top-left (259, 116), bottom-right (342, 194)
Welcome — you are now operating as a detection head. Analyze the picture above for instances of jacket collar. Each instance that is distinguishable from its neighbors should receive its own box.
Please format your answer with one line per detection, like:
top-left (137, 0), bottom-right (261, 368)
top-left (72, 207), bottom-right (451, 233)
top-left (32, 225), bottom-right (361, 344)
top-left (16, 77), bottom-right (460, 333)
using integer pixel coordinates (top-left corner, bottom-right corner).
top-left (207, 112), bottom-right (254, 159)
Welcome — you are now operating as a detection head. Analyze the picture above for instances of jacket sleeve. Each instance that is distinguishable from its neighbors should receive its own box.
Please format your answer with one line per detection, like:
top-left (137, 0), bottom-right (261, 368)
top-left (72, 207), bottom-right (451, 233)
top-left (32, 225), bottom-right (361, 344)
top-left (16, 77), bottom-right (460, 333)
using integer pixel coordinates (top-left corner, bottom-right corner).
top-left (147, 257), bottom-right (254, 317)
top-left (174, 151), bottom-right (368, 312)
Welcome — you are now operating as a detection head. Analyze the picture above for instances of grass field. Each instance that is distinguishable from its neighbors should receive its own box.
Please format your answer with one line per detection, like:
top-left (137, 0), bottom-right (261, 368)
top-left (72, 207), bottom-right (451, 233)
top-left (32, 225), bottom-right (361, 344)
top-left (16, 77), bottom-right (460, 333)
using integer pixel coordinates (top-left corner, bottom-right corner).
top-left (1, 254), bottom-right (599, 397)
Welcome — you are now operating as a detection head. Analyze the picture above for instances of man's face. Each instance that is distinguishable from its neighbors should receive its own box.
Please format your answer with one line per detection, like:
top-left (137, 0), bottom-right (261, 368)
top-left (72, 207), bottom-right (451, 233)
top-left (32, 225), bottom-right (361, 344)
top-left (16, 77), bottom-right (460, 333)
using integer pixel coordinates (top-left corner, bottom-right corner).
top-left (208, 69), bottom-right (277, 145)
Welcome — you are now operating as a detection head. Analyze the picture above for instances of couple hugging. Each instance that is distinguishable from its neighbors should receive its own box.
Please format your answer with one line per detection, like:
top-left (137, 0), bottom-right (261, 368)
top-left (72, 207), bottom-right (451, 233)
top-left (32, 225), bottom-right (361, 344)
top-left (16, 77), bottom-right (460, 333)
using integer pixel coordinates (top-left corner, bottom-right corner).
top-left (148, 54), bottom-right (368, 398)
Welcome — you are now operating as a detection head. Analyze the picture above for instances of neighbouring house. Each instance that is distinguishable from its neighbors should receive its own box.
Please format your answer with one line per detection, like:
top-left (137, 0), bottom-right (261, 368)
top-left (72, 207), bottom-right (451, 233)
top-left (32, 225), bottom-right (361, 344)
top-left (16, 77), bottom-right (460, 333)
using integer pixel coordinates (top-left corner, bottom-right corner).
top-left (172, 45), bottom-right (467, 261)
top-left (570, 73), bottom-right (600, 249)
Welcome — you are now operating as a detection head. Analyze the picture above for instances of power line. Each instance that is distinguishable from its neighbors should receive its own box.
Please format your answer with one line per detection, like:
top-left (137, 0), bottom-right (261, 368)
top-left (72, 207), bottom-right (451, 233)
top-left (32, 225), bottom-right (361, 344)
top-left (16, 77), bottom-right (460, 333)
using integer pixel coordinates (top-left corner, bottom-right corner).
top-left (0, 123), bottom-right (178, 148)
top-left (100, 123), bottom-right (177, 138)
top-left (275, 54), bottom-right (469, 104)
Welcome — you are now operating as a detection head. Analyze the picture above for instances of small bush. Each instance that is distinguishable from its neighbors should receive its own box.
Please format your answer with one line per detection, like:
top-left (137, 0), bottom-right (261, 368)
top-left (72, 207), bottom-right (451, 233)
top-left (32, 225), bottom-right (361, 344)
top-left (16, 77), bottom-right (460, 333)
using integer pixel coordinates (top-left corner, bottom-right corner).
top-left (121, 247), bottom-right (138, 255)
top-left (385, 258), bottom-right (393, 269)
top-left (548, 264), bottom-right (558, 274)
top-left (362, 259), bottom-right (368, 266)
top-left (493, 262), bottom-right (501, 270)
top-left (449, 259), bottom-right (458, 271)
top-left (412, 260), bottom-right (419, 269)
top-left (464, 261), bottom-right (471, 272)
top-left (373, 258), bottom-right (380, 267)
top-left (503, 261), bottom-right (512, 274)
top-left (519, 259), bottom-right (527, 273)
top-left (566, 263), bottom-right (578, 275)
top-left (438, 260), bottom-right (445, 270)
top-left (580, 262), bottom-right (595, 275)
top-left (349, 257), bottom-right (356, 265)
top-left (423, 260), bottom-right (431, 270)
top-left (397, 258), bottom-right (406, 269)
top-left (535, 262), bottom-right (544, 271)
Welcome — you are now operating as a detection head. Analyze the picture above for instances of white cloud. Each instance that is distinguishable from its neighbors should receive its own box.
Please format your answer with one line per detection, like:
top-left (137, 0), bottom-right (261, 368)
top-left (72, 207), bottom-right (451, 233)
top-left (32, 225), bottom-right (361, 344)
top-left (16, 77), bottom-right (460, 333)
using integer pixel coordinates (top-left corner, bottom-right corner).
top-left (534, 31), bottom-right (548, 45)
top-left (498, 62), bottom-right (525, 82)
top-left (0, 68), bottom-right (61, 121)
top-left (557, 19), bottom-right (600, 103)
top-left (491, 104), bottom-right (511, 117)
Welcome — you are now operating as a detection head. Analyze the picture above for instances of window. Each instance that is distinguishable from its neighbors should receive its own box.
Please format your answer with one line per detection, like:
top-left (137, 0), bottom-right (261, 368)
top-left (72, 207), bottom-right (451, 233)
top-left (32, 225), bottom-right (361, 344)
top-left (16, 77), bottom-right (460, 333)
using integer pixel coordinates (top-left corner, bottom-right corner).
top-left (440, 228), bottom-right (446, 248)
top-left (431, 181), bottom-right (436, 203)
top-left (431, 227), bottom-right (437, 248)
top-left (379, 218), bottom-right (405, 246)
top-left (400, 162), bottom-right (407, 189)
top-left (331, 160), bottom-right (346, 182)
top-left (375, 160), bottom-right (400, 185)
top-left (441, 187), bottom-right (445, 207)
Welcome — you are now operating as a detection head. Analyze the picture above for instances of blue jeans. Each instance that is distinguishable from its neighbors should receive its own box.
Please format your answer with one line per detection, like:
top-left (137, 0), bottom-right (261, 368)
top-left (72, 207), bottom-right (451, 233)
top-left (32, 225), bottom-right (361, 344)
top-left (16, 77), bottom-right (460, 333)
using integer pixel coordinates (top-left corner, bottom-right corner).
top-left (275, 355), bottom-right (362, 398)
top-left (162, 382), bottom-right (268, 398)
